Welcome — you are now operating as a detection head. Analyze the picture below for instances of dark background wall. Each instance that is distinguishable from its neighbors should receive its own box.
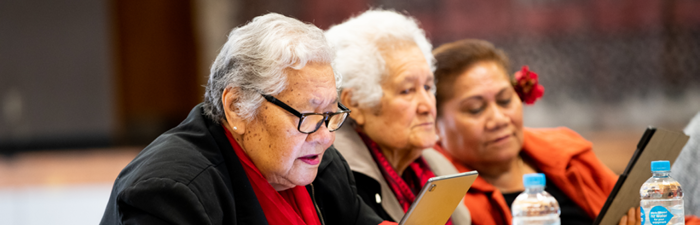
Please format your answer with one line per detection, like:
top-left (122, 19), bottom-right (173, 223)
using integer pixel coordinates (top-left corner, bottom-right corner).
top-left (1, 0), bottom-right (699, 152)
top-left (0, 0), bottom-right (114, 151)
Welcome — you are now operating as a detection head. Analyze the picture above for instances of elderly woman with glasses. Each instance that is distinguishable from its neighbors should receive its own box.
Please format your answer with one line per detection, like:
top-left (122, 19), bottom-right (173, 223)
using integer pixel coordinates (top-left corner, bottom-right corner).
top-left (324, 10), bottom-right (471, 224)
top-left (100, 13), bottom-right (392, 225)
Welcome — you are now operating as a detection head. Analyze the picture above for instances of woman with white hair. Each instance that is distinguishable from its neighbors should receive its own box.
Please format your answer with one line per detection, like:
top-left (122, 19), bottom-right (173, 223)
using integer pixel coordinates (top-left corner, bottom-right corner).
top-left (100, 13), bottom-right (391, 225)
top-left (325, 9), bottom-right (471, 224)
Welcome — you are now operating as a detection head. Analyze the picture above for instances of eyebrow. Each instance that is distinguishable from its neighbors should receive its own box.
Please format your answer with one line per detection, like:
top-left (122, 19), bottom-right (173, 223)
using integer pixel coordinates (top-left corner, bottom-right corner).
top-left (398, 73), bottom-right (434, 85)
top-left (462, 86), bottom-right (510, 102)
top-left (496, 87), bottom-right (510, 97)
top-left (309, 97), bottom-right (339, 108)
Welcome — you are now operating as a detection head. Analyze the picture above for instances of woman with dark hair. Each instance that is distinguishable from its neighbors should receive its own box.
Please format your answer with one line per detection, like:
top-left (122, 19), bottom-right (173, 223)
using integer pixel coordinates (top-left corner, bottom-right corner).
top-left (431, 39), bottom-right (700, 225)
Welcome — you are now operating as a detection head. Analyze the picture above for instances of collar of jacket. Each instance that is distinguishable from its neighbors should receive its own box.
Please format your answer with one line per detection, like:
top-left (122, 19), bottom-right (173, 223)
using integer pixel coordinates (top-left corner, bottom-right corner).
top-left (333, 122), bottom-right (472, 224)
top-left (333, 122), bottom-right (405, 221)
top-left (197, 104), bottom-right (270, 224)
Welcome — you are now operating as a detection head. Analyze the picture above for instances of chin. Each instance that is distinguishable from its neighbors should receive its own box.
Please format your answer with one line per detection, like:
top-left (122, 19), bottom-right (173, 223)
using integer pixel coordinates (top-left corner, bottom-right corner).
top-left (292, 169), bottom-right (319, 187)
top-left (413, 137), bottom-right (438, 149)
top-left (485, 146), bottom-right (520, 163)
top-left (497, 149), bottom-right (521, 163)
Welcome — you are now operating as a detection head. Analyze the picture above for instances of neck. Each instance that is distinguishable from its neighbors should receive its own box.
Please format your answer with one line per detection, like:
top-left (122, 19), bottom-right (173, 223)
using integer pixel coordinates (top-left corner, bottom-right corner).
top-left (379, 145), bottom-right (423, 176)
top-left (473, 155), bottom-right (536, 193)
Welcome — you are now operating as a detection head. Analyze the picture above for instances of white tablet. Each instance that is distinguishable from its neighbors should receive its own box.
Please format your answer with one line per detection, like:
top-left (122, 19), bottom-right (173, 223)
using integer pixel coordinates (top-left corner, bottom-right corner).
top-left (399, 171), bottom-right (479, 225)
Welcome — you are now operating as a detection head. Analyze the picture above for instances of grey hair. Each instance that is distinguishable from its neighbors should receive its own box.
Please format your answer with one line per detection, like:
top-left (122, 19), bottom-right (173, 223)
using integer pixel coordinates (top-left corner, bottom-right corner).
top-left (324, 9), bottom-right (434, 109)
top-left (203, 13), bottom-right (339, 123)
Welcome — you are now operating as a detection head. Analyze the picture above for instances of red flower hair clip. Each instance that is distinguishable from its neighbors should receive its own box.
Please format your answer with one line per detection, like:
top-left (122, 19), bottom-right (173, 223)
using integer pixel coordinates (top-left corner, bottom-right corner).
top-left (513, 66), bottom-right (544, 105)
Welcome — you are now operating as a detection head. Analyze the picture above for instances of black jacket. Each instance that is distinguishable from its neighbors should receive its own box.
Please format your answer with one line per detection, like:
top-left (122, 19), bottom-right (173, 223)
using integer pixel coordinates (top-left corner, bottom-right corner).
top-left (100, 104), bottom-right (383, 225)
top-left (353, 172), bottom-right (394, 221)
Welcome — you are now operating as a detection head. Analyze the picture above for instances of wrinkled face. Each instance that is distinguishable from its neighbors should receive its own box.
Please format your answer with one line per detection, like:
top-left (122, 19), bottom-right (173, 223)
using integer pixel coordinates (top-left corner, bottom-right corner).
top-left (354, 44), bottom-right (437, 152)
top-left (240, 62), bottom-right (337, 191)
top-left (436, 61), bottom-right (524, 167)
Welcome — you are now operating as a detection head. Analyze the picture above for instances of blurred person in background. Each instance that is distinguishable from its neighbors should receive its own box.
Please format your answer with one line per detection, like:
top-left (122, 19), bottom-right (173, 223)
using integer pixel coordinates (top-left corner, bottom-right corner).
top-left (100, 13), bottom-right (393, 225)
top-left (324, 9), bottom-right (470, 224)
top-left (672, 112), bottom-right (700, 216)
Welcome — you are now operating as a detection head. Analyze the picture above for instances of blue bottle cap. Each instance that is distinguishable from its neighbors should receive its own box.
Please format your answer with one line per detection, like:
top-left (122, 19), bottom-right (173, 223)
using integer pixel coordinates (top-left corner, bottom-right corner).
top-left (651, 160), bottom-right (671, 172)
top-left (523, 173), bottom-right (546, 187)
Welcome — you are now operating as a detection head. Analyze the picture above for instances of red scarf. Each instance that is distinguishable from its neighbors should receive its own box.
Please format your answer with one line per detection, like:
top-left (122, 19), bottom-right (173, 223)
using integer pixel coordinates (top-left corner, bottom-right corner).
top-left (224, 126), bottom-right (321, 225)
top-left (358, 132), bottom-right (453, 225)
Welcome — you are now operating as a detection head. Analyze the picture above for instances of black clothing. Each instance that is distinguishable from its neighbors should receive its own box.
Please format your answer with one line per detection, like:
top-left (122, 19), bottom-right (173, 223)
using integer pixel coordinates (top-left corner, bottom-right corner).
top-left (353, 172), bottom-right (394, 221)
top-left (100, 104), bottom-right (382, 225)
top-left (504, 183), bottom-right (593, 225)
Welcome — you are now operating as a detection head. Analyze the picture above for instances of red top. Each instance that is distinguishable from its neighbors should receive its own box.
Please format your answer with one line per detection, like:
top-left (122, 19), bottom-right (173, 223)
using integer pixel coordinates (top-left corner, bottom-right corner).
top-left (224, 125), bottom-right (321, 225)
top-left (436, 127), bottom-right (700, 225)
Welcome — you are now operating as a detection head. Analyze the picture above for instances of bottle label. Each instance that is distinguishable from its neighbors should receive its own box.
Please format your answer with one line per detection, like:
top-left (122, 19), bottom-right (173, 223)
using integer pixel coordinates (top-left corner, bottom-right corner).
top-left (648, 205), bottom-right (673, 225)
top-left (641, 207), bottom-right (645, 225)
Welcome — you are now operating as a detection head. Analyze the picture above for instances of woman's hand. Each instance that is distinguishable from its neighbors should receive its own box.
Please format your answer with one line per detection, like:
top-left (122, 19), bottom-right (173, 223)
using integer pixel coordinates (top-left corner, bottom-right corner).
top-left (618, 207), bottom-right (642, 225)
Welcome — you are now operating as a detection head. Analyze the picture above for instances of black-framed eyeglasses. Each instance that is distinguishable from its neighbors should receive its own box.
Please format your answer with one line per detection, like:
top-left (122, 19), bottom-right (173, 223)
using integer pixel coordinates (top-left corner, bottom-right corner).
top-left (262, 94), bottom-right (351, 134)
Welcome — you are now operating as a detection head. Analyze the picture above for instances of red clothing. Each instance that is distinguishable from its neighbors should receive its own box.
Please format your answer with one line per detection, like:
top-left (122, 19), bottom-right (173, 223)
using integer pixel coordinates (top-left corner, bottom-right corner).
top-left (358, 132), bottom-right (453, 225)
top-left (224, 126), bottom-right (321, 225)
top-left (437, 127), bottom-right (699, 225)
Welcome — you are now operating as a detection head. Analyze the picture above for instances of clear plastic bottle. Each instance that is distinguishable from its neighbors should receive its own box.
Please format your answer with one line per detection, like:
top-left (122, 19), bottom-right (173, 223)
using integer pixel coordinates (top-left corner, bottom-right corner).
top-left (640, 160), bottom-right (684, 225)
top-left (512, 173), bottom-right (561, 225)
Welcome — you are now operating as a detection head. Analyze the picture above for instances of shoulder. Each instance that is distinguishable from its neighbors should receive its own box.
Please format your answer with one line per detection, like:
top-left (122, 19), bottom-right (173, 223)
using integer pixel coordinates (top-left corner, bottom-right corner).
top-left (524, 127), bottom-right (589, 144)
top-left (422, 148), bottom-right (460, 176)
top-left (111, 105), bottom-right (234, 206)
top-left (117, 130), bottom-right (224, 189)
top-left (119, 105), bottom-right (231, 186)
top-left (523, 127), bottom-right (592, 156)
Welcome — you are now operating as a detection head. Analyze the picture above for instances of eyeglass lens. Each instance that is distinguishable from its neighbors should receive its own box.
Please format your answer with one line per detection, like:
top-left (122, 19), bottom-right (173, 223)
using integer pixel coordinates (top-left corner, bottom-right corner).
top-left (298, 113), bottom-right (348, 133)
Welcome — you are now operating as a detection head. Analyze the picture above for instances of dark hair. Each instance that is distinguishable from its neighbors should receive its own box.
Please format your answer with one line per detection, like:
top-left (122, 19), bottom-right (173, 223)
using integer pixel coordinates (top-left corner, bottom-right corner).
top-left (432, 39), bottom-right (510, 116)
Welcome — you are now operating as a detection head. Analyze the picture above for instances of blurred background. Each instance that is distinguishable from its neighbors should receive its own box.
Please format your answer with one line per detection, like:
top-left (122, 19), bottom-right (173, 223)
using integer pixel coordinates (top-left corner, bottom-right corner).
top-left (0, 0), bottom-right (698, 224)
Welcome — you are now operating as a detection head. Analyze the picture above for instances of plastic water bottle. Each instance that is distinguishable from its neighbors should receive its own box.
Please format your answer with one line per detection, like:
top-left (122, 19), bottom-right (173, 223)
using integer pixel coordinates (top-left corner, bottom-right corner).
top-left (640, 160), bottom-right (684, 225)
top-left (512, 173), bottom-right (561, 225)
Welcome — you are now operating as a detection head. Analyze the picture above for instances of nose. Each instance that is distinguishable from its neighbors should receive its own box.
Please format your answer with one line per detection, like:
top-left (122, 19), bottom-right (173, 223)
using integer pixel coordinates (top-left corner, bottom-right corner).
top-left (416, 87), bottom-right (436, 116)
top-left (307, 123), bottom-right (334, 147)
top-left (485, 103), bottom-right (509, 131)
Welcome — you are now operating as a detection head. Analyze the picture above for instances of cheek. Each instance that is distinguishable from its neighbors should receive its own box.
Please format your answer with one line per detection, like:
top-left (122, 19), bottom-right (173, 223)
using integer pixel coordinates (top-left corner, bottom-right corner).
top-left (454, 117), bottom-right (483, 152)
top-left (506, 103), bottom-right (524, 143)
top-left (383, 96), bottom-right (413, 118)
top-left (255, 115), bottom-right (304, 176)
top-left (367, 98), bottom-right (412, 136)
top-left (439, 113), bottom-right (482, 158)
top-left (509, 99), bottom-right (524, 127)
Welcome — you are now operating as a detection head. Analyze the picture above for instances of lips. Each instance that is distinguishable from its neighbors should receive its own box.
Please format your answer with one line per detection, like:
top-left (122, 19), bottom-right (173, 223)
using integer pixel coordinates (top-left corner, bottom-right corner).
top-left (414, 122), bottom-right (435, 128)
top-left (298, 154), bottom-right (321, 165)
top-left (488, 134), bottom-right (511, 144)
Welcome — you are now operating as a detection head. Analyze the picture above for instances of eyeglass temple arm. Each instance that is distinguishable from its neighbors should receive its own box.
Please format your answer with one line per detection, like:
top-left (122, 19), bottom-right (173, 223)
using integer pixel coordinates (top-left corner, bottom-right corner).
top-left (262, 94), bottom-right (303, 117)
top-left (338, 102), bottom-right (351, 113)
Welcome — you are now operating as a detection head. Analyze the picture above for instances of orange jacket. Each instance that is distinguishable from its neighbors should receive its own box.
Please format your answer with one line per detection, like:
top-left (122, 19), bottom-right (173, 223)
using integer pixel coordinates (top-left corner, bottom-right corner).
top-left (436, 127), bottom-right (699, 225)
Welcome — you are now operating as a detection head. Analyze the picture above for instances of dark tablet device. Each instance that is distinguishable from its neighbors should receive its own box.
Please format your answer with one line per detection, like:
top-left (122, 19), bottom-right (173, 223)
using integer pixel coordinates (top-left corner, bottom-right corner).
top-left (593, 127), bottom-right (689, 225)
top-left (399, 171), bottom-right (478, 225)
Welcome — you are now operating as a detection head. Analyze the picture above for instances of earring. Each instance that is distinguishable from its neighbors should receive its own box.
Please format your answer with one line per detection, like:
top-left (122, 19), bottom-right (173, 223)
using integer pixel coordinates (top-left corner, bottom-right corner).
top-left (233, 127), bottom-right (237, 130)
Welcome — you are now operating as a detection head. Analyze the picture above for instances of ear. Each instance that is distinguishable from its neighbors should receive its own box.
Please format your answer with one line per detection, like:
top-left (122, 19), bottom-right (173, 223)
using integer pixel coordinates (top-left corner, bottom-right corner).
top-left (340, 89), bottom-right (365, 126)
top-left (435, 118), bottom-right (446, 145)
top-left (221, 87), bottom-right (246, 135)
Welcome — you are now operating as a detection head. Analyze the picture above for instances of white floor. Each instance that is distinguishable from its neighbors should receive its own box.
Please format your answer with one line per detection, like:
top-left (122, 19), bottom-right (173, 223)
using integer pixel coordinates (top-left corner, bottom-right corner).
top-left (0, 183), bottom-right (113, 225)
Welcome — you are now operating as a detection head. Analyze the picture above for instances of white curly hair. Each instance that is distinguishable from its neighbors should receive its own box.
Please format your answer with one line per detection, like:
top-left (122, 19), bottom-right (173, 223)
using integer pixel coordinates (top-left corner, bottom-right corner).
top-left (324, 9), bottom-right (434, 109)
top-left (203, 13), bottom-right (340, 122)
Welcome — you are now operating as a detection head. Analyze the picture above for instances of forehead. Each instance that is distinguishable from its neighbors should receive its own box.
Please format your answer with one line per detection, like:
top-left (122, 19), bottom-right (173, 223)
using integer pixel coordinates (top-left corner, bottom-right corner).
top-left (454, 61), bottom-right (510, 95)
top-left (384, 45), bottom-right (432, 83)
top-left (283, 62), bottom-right (337, 104)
